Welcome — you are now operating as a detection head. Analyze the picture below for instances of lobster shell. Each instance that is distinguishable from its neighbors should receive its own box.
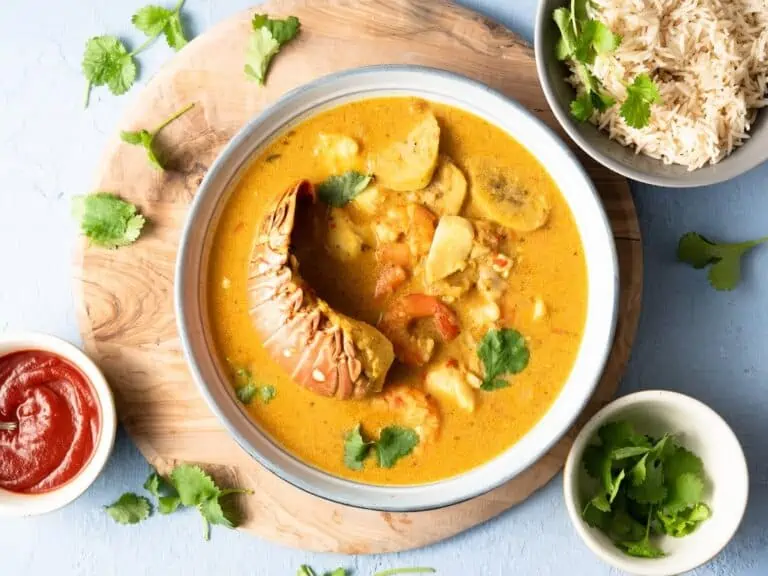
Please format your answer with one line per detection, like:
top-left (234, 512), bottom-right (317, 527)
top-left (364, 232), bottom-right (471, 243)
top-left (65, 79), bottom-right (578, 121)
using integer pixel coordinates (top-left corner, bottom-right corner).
top-left (247, 180), bottom-right (394, 399)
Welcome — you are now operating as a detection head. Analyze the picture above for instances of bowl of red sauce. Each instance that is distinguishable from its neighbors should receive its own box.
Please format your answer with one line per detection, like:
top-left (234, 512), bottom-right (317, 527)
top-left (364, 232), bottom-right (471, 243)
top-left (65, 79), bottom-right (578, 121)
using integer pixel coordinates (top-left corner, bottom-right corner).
top-left (0, 332), bottom-right (116, 516)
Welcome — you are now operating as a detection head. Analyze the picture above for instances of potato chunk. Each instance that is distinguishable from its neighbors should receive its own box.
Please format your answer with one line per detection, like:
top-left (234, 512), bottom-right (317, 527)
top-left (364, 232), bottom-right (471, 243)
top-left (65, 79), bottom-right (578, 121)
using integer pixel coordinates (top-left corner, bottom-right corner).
top-left (314, 133), bottom-right (360, 172)
top-left (371, 114), bottom-right (440, 191)
top-left (425, 215), bottom-right (475, 284)
top-left (425, 364), bottom-right (476, 412)
top-left (325, 208), bottom-right (363, 261)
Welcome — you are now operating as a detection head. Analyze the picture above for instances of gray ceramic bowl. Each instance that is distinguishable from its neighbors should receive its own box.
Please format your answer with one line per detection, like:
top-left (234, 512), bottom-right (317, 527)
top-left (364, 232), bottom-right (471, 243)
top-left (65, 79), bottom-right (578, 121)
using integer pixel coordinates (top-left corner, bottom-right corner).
top-left (534, 0), bottom-right (768, 187)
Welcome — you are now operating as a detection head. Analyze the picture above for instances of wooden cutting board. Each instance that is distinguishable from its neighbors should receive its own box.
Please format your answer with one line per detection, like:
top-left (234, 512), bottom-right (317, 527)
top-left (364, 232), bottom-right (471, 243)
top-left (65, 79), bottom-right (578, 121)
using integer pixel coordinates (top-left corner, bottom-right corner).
top-left (73, 0), bottom-right (642, 553)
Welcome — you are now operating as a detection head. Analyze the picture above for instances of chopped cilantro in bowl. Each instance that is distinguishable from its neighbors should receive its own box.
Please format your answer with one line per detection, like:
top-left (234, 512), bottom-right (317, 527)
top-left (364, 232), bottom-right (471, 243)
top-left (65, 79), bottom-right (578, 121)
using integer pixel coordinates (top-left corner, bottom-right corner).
top-left (563, 390), bottom-right (748, 574)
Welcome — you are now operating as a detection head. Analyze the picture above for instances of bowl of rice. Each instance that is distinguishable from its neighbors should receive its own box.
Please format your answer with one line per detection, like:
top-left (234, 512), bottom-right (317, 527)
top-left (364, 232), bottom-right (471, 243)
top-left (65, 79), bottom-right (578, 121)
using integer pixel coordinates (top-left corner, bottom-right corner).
top-left (535, 0), bottom-right (768, 187)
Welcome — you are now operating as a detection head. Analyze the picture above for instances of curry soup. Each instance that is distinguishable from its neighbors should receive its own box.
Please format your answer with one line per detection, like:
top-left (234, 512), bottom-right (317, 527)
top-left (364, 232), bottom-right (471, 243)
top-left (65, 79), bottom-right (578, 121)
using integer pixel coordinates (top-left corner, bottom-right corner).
top-left (207, 97), bottom-right (587, 485)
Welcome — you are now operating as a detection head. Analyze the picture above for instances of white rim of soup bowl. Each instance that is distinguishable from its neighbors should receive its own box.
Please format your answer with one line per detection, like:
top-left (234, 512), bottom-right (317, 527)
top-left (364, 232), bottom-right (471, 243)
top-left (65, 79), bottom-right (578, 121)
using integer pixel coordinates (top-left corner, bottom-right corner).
top-left (175, 65), bottom-right (619, 512)
top-left (563, 390), bottom-right (749, 575)
top-left (0, 332), bottom-right (117, 517)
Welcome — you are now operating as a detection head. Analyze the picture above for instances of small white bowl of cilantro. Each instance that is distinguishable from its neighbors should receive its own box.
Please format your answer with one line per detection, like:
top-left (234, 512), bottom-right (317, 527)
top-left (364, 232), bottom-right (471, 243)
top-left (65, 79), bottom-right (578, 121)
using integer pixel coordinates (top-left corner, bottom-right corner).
top-left (563, 390), bottom-right (748, 575)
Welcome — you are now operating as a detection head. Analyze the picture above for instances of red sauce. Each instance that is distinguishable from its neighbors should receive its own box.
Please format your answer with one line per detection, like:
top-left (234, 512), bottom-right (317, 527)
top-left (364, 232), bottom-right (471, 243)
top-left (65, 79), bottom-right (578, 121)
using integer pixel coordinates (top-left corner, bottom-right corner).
top-left (0, 350), bottom-right (100, 494)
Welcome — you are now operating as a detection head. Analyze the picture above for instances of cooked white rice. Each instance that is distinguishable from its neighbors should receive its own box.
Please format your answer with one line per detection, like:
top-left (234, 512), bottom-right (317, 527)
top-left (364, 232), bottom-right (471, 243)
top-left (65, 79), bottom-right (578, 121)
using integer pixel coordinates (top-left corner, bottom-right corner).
top-left (567, 0), bottom-right (768, 170)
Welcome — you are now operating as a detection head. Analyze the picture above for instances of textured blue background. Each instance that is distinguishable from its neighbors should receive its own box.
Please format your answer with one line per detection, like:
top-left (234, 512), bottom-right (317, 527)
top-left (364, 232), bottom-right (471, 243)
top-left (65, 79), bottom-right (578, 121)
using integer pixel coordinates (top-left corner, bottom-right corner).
top-left (0, 1), bottom-right (766, 574)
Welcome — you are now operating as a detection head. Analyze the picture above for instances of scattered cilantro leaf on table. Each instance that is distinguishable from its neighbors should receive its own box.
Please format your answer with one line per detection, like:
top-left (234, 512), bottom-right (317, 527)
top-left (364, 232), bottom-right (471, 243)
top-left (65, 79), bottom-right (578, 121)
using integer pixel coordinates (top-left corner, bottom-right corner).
top-left (580, 420), bottom-right (710, 557)
top-left (82, 1), bottom-right (190, 106)
top-left (298, 567), bottom-right (317, 576)
top-left (232, 366), bottom-right (276, 405)
top-left (477, 328), bottom-right (530, 391)
top-left (132, 0), bottom-right (189, 51)
top-left (120, 102), bottom-right (195, 170)
top-left (343, 424), bottom-right (419, 470)
top-left (317, 171), bottom-right (373, 207)
top-left (245, 14), bottom-right (301, 84)
top-left (677, 231), bottom-right (768, 291)
top-left (105, 493), bottom-right (152, 525)
top-left (72, 192), bottom-right (146, 249)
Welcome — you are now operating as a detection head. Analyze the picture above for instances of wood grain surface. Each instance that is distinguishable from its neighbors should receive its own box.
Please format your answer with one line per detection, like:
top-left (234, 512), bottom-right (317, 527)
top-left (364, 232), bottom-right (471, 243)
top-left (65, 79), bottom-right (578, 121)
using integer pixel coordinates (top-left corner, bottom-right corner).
top-left (73, 0), bottom-right (642, 553)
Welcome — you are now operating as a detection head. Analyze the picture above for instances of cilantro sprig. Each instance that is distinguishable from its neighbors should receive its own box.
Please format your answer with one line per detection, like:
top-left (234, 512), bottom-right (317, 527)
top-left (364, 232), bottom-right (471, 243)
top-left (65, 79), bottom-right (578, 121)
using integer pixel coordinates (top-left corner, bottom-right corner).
top-left (72, 192), bottom-right (146, 249)
top-left (317, 171), bottom-right (373, 207)
top-left (106, 465), bottom-right (253, 540)
top-left (121, 102), bottom-right (195, 170)
top-left (343, 423), bottom-right (419, 470)
top-left (245, 14), bottom-right (301, 85)
top-left (82, 1), bottom-right (189, 107)
top-left (232, 366), bottom-right (276, 405)
top-left (581, 420), bottom-right (711, 558)
top-left (477, 329), bottom-right (530, 391)
top-left (677, 231), bottom-right (768, 291)
top-left (552, 2), bottom-right (660, 128)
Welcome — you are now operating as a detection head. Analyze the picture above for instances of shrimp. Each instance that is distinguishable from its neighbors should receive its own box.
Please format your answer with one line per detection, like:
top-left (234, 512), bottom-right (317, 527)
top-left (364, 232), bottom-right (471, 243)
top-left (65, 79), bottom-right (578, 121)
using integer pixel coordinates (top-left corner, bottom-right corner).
top-left (378, 294), bottom-right (461, 366)
top-left (374, 264), bottom-right (408, 300)
top-left (380, 384), bottom-right (440, 444)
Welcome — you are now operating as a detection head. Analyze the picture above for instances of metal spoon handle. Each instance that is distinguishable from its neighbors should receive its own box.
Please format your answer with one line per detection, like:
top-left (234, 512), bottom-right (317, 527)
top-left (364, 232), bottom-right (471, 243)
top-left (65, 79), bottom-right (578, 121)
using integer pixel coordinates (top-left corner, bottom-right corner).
top-left (0, 422), bottom-right (17, 431)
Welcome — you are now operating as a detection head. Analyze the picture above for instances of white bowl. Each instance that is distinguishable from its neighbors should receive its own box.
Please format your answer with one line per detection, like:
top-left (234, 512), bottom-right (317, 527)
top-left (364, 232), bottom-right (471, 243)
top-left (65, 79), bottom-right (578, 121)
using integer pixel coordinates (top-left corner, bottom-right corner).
top-left (175, 65), bottom-right (618, 511)
top-left (0, 332), bottom-right (117, 517)
top-left (563, 390), bottom-right (749, 575)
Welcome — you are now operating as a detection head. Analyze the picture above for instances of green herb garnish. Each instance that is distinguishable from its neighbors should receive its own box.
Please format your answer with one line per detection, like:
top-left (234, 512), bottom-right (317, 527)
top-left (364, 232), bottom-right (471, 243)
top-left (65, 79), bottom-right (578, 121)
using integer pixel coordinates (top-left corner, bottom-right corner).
top-left (677, 231), bottom-right (768, 291)
top-left (581, 420), bottom-right (710, 558)
top-left (120, 102), bottom-right (195, 170)
top-left (552, 3), bottom-right (659, 128)
top-left (72, 192), bottom-right (146, 249)
top-left (105, 493), bottom-right (152, 525)
top-left (233, 367), bottom-right (276, 405)
top-left (317, 171), bottom-right (373, 207)
top-left (107, 466), bottom-right (252, 539)
top-left (132, 0), bottom-right (189, 51)
top-left (477, 328), bottom-right (530, 391)
top-left (245, 14), bottom-right (301, 84)
top-left (343, 424), bottom-right (419, 470)
top-left (297, 567), bottom-right (348, 576)
top-left (82, 1), bottom-right (189, 107)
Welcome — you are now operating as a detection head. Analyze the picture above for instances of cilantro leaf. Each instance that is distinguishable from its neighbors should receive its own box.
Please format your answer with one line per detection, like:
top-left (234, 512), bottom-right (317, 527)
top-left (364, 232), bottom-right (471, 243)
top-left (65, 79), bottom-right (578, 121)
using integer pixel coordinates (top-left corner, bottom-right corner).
top-left (199, 496), bottom-right (234, 532)
top-left (317, 171), bottom-right (373, 207)
top-left (143, 470), bottom-right (174, 497)
top-left (590, 21), bottom-right (622, 54)
top-left (169, 465), bottom-right (219, 506)
top-left (628, 455), bottom-right (667, 504)
top-left (82, 36), bottom-right (137, 105)
top-left (158, 495), bottom-right (181, 515)
top-left (620, 73), bottom-right (661, 129)
top-left (657, 502), bottom-right (711, 537)
top-left (259, 384), bottom-right (276, 404)
top-left (677, 231), bottom-right (768, 291)
top-left (236, 382), bottom-right (259, 404)
top-left (132, 6), bottom-right (173, 37)
top-left (343, 424), bottom-right (371, 470)
top-left (598, 421), bottom-right (650, 450)
top-left (612, 446), bottom-right (651, 460)
top-left (620, 538), bottom-right (665, 558)
top-left (72, 192), bottom-right (146, 249)
top-left (582, 444), bottom-right (606, 479)
top-left (375, 426), bottom-right (419, 468)
top-left (105, 493), bottom-right (152, 525)
top-left (132, 1), bottom-right (189, 51)
top-left (570, 93), bottom-right (593, 121)
top-left (477, 329), bottom-right (530, 391)
top-left (552, 8), bottom-right (578, 60)
top-left (664, 472), bottom-right (704, 515)
top-left (325, 570), bottom-right (348, 576)
top-left (245, 14), bottom-right (301, 85)
top-left (298, 567), bottom-right (317, 576)
top-left (120, 102), bottom-right (195, 170)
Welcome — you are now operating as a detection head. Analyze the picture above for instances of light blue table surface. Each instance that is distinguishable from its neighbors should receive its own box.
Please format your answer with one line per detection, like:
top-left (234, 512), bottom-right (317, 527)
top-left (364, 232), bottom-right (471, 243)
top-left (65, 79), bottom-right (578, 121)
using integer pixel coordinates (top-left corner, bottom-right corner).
top-left (1, 1), bottom-right (766, 574)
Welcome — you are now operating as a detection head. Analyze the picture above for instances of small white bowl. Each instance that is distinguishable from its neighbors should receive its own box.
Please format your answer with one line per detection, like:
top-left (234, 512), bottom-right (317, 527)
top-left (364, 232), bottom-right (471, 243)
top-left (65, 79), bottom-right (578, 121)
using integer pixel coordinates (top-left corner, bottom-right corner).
top-left (0, 332), bottom-right (117, 517)
top-left (563, 390), bottom-right (749, 575)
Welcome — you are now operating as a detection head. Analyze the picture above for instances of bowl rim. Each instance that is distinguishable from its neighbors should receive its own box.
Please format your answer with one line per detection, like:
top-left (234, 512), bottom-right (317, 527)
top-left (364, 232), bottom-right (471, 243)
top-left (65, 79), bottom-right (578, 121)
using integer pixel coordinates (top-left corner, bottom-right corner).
top-left (562, 389), bottom-right (750, 575)
top-left (0, 331), bottom-right (117, 517)
top-left (175, 64), bottom-right (619, 511)
top-left (533, 0), bottom-right (768, 188)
